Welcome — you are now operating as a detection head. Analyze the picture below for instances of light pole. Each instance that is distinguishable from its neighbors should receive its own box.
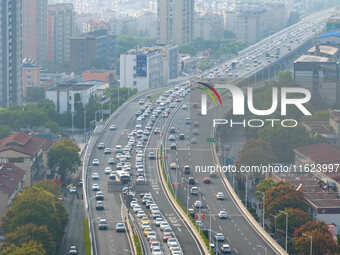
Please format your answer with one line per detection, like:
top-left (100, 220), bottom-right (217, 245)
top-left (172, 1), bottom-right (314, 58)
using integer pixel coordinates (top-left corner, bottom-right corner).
top-left (269, 214), bottom-right (279, 235)
top-left (202, 208), bottom-right (212, 255)
top-left (258, 191), bottom-right (265, 228)
top-left (101, 102), bottom-right (104, 121)
top-left (95, 110), bottom-right (101, 121)
top-left (256, 245), bottom-right (267, 255)
top-left (280, 210), bottom-right (288, 252)
top-left (71, 111), bottom-right (77, 139)
top-left (303, 233), bottom-right (313, 255)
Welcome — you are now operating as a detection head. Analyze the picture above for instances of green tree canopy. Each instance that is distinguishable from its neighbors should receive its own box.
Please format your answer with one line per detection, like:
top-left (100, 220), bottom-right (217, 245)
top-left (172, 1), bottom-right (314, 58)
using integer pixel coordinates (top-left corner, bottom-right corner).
top-left (34, 179), bottom-right (62, 198)
top-left (276, 208), bottom-right (310, 236)
top-left (1, 240), bottom-right (46, 255)
top-left (47, 139), bottom-right (81, 181)
top-left (0, 125), bottom-right (11, 139)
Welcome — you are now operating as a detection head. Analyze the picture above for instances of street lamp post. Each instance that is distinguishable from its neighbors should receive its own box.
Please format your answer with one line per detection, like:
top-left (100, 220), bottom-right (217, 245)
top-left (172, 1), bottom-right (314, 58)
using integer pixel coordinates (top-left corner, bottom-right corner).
top-left (269, 214), bottom-right (279, 234)
top-left (280, 210), bottom-right (288, 252)
top-left (71, 111), bottom-right (77, 139)
top-left (101, 102), bottom-right (104, 121)
top-left (256, 245), bottom-right (267, 255)
top-left (303, 233), bottom-right (313, 255)
top-left (258, 191), bottom-right (265, 228)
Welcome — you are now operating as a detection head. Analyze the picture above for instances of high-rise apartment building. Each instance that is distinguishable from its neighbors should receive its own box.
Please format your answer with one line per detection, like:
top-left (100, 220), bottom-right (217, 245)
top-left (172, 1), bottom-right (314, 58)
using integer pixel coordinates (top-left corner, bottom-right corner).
top-left (23, 0), bottom-right (48, 65)
top-left (48, 3), bottom-right (74, 66)
top-left (0, 0), bottom-right (23, 108)
top-left (157, 0), bottom-right (194, 45)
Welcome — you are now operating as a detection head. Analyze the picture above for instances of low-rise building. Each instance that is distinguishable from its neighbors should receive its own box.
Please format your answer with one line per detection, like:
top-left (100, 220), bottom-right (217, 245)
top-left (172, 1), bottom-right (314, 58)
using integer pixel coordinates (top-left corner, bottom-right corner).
top-left (22, 60), bottom-right (41, 97)
top-left (194, 14), bottom-right (224, 40)
top-left (294, 55), bottom-right (338, 106)
top-left (0, 163), bottom-right (25, 220)
top-left (0, 132), bottom-right (54, 186)
top-left (82, 69), bottom-right (118, 86)
top-left (318, 31), bottom-right (340, 48)
top-left (46, 82), bottom-right (103, 114)
top-left (120, 48), bottom-right (163, 91)
top-left (83, 19), bottom-right (111, 33)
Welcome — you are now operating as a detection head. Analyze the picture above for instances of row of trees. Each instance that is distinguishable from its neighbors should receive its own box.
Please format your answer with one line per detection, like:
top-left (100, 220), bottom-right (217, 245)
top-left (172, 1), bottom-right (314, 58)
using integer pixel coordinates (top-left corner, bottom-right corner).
top-left (255, 179), bottom-right (338, 254)
top-left (0, 87), bottom-right (136, 139)
top-left (0, 180), bottom-right (68, 255)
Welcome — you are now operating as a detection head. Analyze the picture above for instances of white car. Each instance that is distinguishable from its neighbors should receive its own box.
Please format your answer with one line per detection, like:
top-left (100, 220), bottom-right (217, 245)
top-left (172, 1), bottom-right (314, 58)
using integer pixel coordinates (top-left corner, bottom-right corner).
top-left (160, 221), bottom-right (169, 231)
top-left (137, 176), bottom-right (145, 182)
top-left (141, 222), bottom-right (151, 230)
top-left (215, 233), bottom-right (225, 241)
top-left (92, 183), bottom-right (100, 191)
top-left (110, 124), bottom-right (116, 130)
top-left (133, 205), bottom-right (142, 213)
top-left (216, 192), bottom-right (225, 200)
top-left (218, 211), bottom-right (227, 219)
top-left (194, 201), bottom-right (202, 208)
top-left (92, 172), bottom-right (99, 180)
top-left (92, 159), bottom-right (99, 166)
top-left (104, 167), bottom-right (112, 174)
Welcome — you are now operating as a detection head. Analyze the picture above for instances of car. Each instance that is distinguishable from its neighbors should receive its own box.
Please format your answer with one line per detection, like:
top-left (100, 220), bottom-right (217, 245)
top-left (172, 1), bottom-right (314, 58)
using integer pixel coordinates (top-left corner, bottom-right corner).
top-left (95, 191), bottom-right (104, 200)
top-left (154, 128), bottom-right (160, 134)
top-left (110, 124), bottom-right (116, 130)
top-left (116, 222), bottom-right (125, 232)
top-left (147, 94), bottom-right (151, 98)
top-left (203, 177), bottom-right (211, 184)
top-left (221, 244), bottom-right (231, 253)
top-left (152, 247), bottom-right (163, 255)
top-left (97, 143), bottom-right (105, 149)
top-left (182, 104), bottom-right (188, 110)
top-left (170, 143), bottom-right (177, 150)
top-left (149, 236), bottom-right (158, 245)
top-left (193, 121), bottom-right (199, 127)
top-left (170, 163), bottom-right (177, 169)
top-left (185, 118), bottom-right (191, 124)
top-left (210, 243), bottom-right (216, 253)
top-left (183, 165), bottom-right (190, 174)
top-left (196, 220), bottom-right (204, 228)
top-left (218, 211), bottom-right (227, 219)
top-left (170, 127), bottom-right (176, 133)
top-left (104, 148), bottom-right (111, 154)
top-left (69, 187), bottom-right (77, 194)
top-left (144, 227), bottom-right (153, 237)
top-left (138, 210), bottom-right (146, 218)
top-left (216, 192), bottom-right (225, 200)
top-left (69, 246), bottom-right (78, 254)
top-left (160, 221), bottom-right (170, 231)
top-left (92, 183), bottom-right (100, 191)
top-left (78, 179), bottom-right (83, 187)
top-left (194, 201), bottom-right (202, 208)
top-left (191, 187), bottom-right (199, 195)
top-left (108, 158), bottom-right (115, 165)
top-left (150, 241), bottom-right (161, 250)
top-left (96, 201), bottom-right (104, 210)
top-left (149, 152), bottom-right (156, 159)
top-left (139, 99), bottom-right (145, 105)
top-left (109, 171), bottom-right (116, 179)
top-left (168, 135), bottom-right (175, 141)
top-left (215, 233), bottom-right (225, 241)
top-left (141, 216), bottom-right (150, 224)
top-left (193, 129), bottom-right (200, 135)
top-left (99, 219), bottom-right (108, 230)
top-left (92, 159), bottom-right (100, 166)
top-left (137, 176), bottom-right (145, 182)
top-left (179, 133), bottom-right (185, 140)
top-left (188, 177), bottom-right (195, 184)
top-left (133, 205), bottom-right (142, 213)
top-left (104, 167), bottom-right (112, 174)
top-left (155, 217), bottom-right (163, 226)
top-left (142, 222), bottom-right (151, 230)
top-left (147, 231), bottom-right (157, 240)
top-left (191, 138), bottom-right (198, 144)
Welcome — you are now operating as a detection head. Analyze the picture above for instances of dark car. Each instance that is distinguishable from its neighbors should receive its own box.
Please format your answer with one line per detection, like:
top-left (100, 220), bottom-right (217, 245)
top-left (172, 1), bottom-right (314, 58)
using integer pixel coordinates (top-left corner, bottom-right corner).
top-left (96, 201), bottom-right (104, 210)
top-left (99, 219), bottom-right (108, 230)
top-left (179, 133), bottom-right (185, 140)
top-left (188, 177), bottom-right (195, 184)
top-left (170, 143), bottom-right (177, 150)
top-left (170, 127), bottom-right (176, 133)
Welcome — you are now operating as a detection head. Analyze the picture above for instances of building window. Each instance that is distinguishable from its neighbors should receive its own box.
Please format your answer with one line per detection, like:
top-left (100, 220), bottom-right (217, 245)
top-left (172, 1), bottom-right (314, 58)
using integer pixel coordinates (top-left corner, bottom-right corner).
top-left (25, 157), bottom-right (31, 163)
top-left (26, 75), bottom-right (32, 79)
top-left (133, 66), bottom-right (137, 70)
top-left (133, 81), bottom-right (137, 85)
top-left (8, 157), bottom-right (24, 163)
top-left (133, 74), bottom-right (137, 78)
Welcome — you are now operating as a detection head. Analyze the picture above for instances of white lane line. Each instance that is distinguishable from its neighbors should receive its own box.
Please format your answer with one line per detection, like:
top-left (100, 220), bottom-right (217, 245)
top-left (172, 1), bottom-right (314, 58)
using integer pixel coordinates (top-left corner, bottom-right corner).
top-left (219, 225), bottom-right (222, 231)
top-left (234, 248), bottom-right (238, 254)
top-left (249, 242), bottom-right (252, 246)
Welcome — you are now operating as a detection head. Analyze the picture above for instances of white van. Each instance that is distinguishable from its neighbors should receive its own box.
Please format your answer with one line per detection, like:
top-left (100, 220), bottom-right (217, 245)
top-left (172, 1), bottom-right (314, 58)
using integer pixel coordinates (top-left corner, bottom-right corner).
top-left (115, 145), bottom-right (122, 153)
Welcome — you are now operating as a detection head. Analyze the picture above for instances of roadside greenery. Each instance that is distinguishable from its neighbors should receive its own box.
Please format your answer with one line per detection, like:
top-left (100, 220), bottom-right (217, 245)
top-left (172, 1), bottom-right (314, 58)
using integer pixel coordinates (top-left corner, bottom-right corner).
top-left (0, 181), bottom-right (67, 255)
top-left (83, 220), bottom-right (91, 255)
top-left (133, 234), bottom-right (142, 255)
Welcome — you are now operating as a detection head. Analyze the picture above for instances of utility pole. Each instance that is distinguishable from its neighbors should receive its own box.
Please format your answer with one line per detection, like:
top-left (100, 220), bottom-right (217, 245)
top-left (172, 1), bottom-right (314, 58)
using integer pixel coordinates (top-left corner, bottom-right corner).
top-left (303, 233), bottom-right (312, 255)
top-left (280, 210), bottom-right (288, 252)
top-left (84, 109), bottom-right (86, 142)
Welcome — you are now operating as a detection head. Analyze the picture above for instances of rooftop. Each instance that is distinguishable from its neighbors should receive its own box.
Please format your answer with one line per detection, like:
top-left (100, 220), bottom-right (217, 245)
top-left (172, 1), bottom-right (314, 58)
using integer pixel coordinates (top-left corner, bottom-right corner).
top-left (0, 132), bottom-right (54, 157)
top-left (0, 163), bottom-right (25, 195)
top-left (72, 29), bottom-right (110, 39)
top-left (294, 142), bottom-right (340, 164)
top-left (308, 45), bottom-right (339, 56)
top-left (294, 55), bottom-right (329, 63)
top-left (48, 81), bottom-right (104, 92)
top-left (301, 121), bottom-right (333, 135)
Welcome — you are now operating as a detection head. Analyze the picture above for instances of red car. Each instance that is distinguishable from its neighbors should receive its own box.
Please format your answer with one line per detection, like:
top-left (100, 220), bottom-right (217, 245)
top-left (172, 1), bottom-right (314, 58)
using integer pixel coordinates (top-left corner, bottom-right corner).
top-left (163, 232), bottom-right (172, 242)
top-left (203, 177), bottom-right (211, 184)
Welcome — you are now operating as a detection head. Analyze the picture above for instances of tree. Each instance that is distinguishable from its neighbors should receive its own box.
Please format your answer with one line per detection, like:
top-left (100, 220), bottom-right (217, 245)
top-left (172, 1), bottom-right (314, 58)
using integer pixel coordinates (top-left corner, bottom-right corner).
top-left (4, 224), bottom-right (55, 254)
top-left (1, 240), bottom-right (46, 255)
top-left (45, 120), bottom-right (59, 134)
top-left (301, 110), bottom-right (329, 121)
top-left (275, 208), bottom-right (310, 236)
top-left (24, 108), bottom-right (48, 130)
top-left (178, 45), bottom-right (197, 56)
top-left (0, 125), bottom-right (10, 139)
top-left (1, 186), bottom-right (67, 241)
top-left (47, 139), bottom-right (81, 181)
top-left (255, 178), bottom-right (285, 200)
top-left (293, 221), bottom-right (338, 255)
top-left (265, 184), bottom-right (309, 216)
top-left (224, 29), bottom-right (235, 39)
top-left (26, 88), bottom-right (45, 102)
top-left (34, 179), bottom-right (62, 198)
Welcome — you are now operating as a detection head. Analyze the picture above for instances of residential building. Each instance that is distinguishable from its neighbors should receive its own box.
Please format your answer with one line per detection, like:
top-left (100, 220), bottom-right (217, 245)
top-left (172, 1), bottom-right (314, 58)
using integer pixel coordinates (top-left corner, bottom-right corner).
top-left (0, 0), bottom-right (23, 108)
top-left (158, 0), bottom-right (195, 45)
top-left (109, 16), bottom-right (138, 36)
top-left (70, 29), bottom-right (116, 72)
top-left (194, 14), bottom-right (224, 40)
top-left (0, 132), bottom-right (54, 186)
top-left (22, 0), bottom-right (48, 64)
top-left (294, 55), bottom-right (339, 106)
top-left (82, 70), bottom-right (116, 83)
top-left (48, 3), bottom-right (75, 65)
top-left (83, 19), bottom-right (110, 33)
top-left (0, 163), bottom-right (25, 220)
top-left (22, 61), bottom-right (41, 98)
top-left (120, 48), bottom-right (163, 91)
top-left (46, 82), bottom-right (102, 114)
